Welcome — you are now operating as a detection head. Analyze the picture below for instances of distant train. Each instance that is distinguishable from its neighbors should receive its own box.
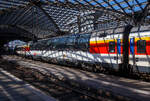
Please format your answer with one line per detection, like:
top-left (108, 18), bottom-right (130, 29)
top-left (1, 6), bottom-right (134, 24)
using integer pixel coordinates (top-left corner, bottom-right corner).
top-left (15, 30), bottom-right (150, 73)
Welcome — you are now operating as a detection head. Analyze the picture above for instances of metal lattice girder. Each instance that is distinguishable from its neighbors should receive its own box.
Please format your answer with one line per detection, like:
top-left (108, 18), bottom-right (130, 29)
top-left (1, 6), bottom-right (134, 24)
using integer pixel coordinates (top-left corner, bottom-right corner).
top-left (0, 0), bottom-right (150, 38)
top-left (41, 0), bottom-right (147, 15)
top-left (0, 0), bottom-right (28, 9)
top-left (0, 0), bottom-right (30, 14)
top-left (0, 0), bottom-right (149, 19)
top-left (0, 5), bottom-right (62, 37)
top-left (42, 5), bottom-right (79, 31)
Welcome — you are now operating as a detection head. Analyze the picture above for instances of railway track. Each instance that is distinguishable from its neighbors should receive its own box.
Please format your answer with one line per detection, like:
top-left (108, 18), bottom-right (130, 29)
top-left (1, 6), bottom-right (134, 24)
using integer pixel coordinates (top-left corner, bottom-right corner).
top-left (0, 55), bottom-right (116, 101)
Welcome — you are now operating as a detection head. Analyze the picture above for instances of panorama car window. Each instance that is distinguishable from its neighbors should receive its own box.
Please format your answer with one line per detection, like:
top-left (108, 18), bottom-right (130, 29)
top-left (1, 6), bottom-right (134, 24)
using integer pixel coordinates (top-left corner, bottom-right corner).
top-left (77, 34), bottom-right (90, 51)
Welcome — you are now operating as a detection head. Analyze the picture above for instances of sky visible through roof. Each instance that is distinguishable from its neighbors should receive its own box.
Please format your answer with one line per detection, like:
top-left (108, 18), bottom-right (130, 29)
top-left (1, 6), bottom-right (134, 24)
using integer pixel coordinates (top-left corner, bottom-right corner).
top-left (43, 0), bottom-right (147, 13)
top-left (0, 0), bottom-right (148, 14)
top-left (0, 0), bottom-right (149, 37)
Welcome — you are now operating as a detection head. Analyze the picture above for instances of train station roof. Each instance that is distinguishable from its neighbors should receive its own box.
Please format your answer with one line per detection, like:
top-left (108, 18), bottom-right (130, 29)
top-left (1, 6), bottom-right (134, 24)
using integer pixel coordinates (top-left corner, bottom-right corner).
top-left (0, 0), bottom-right (150, 39)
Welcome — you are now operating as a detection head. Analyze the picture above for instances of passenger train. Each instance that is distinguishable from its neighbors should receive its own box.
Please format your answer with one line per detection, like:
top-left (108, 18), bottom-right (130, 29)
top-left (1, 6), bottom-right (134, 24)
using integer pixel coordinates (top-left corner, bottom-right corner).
top-left (15, 29), bottom-right (150, 73)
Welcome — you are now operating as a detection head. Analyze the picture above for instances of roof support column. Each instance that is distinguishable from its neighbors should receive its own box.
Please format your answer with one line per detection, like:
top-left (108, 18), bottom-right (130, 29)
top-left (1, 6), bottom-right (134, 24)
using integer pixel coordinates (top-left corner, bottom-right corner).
top-left (119, 25), bottom-right (133, 74)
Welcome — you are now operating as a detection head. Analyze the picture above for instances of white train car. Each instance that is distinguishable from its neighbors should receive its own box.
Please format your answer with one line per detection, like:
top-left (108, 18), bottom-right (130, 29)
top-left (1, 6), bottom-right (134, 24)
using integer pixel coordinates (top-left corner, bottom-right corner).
top-left (16, 30), bottom-right (150, 73)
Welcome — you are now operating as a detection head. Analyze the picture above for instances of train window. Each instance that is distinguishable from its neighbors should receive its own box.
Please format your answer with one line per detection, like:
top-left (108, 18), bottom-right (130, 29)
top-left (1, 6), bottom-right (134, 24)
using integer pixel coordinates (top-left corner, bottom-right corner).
top-left (42, 40), bottom-right (48, 50)
top-left (30, 44), bottom-right (35, 50)
top-left (57, 37), bottom-right (67, 50)
top-left (47, 39), bottom-right (54, 50)
top-left (34, 43), bottom-right (38, 50)
top-left (109, 41), bottom-right (115, 53)
top-left (47, 40), bottom-right (51, 46)
top-left (30, 45), bottom-right (33, 50)
top-left (32, 43), bottom-right (38, 50)
top-left (77, 34), bottom-right (90, 51)
top-left (50, 39), bottom-right (56, 50)
top-left (137, 40), bottom-right (146, 53)
top-left (66, 36), bottom-right (75, 50)
top-left (36, 41), bottom-right (42, 50)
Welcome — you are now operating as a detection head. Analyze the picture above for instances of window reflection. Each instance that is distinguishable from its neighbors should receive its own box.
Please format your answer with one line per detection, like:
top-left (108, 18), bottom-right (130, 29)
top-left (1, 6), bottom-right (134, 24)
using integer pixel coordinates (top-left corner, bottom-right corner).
top-left (30, 34), bottom-right (91, 52)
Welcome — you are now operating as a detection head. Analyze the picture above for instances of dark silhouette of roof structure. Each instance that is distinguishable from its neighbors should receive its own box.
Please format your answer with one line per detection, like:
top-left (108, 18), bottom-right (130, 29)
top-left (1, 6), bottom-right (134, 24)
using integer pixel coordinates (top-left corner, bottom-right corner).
top-left (0, 0), bottom-right (150, 38)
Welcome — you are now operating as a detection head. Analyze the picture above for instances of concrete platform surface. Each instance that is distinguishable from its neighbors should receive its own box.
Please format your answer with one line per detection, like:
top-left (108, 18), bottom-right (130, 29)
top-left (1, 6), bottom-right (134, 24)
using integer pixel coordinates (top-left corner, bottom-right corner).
top-left (19, 60), bottom-right (150, 101)
top-left (3, 56), bottom-right (150, 101)
top-left (0, 68), bottom-right (56, 101)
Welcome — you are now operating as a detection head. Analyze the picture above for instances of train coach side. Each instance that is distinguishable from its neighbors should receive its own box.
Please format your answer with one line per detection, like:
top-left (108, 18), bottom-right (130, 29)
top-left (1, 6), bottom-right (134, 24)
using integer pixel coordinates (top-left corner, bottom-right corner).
top-left (90, 33), bottom-right (122, 70)
top-left (89, 31), bottom-right (150, 73)
top-left (17, 31), bottom-right (150, 73)
top-left (129, 31), bottom-right (150, 72)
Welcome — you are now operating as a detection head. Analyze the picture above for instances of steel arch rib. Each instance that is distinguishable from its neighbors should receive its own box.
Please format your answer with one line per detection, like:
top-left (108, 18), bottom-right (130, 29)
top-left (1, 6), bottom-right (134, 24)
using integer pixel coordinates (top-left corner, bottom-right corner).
top-left (31, 1), bottom-right (61, 33)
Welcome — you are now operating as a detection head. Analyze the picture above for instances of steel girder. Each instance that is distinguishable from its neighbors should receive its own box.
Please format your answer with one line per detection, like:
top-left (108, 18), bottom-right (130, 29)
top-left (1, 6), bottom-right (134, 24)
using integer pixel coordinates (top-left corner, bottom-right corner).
top-left (0, 0), bottom-right (150, 38)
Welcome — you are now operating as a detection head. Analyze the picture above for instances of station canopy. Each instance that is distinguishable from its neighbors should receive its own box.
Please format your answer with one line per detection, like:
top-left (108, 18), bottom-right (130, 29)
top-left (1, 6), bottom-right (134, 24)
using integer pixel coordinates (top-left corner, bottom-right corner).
top-left (0, 0), bottom-right (150, 39)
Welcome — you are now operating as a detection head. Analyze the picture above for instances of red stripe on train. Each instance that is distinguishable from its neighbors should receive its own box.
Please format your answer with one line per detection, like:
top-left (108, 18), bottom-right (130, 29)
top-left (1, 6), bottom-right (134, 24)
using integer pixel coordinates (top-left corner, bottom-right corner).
top-left (89, 41), bottom-right (150, 55)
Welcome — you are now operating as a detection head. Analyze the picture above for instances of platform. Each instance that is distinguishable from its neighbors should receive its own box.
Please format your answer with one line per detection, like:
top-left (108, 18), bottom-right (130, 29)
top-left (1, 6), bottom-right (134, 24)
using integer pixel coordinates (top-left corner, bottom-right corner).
top-left (3, 56), bottom-right (150, 101)
top-left (0, 68), bottom-right (56, 101)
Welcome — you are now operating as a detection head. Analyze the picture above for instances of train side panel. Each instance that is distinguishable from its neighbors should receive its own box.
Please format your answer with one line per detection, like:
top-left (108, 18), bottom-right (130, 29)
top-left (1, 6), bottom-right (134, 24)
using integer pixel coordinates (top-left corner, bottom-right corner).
top-left (17, 31), bottom-right (150, 73)
top-left (90, 31), bottom-right (150, 72)
top-left (90, 34), bottom-right (123, 70)
top-left (129, 32), bottom-right (150, 72)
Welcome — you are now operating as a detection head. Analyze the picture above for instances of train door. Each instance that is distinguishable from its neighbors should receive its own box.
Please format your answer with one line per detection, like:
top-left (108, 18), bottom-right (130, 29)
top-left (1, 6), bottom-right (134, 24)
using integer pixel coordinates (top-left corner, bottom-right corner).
top-left (130, 38), bottom-right (136, 69)
top-left (117, 39), bottom-right (121, 67)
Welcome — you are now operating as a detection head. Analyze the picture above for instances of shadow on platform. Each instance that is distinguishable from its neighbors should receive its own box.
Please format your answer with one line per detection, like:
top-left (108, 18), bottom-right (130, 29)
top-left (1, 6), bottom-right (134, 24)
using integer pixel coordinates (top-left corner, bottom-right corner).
top-left (0, 61), bottom-right (56, 101)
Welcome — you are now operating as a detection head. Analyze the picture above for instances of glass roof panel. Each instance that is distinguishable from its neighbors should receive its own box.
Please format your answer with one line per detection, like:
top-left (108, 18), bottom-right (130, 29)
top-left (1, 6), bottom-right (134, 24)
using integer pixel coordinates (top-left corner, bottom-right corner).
top-left (68, 0), bottom-right (76, 3)
top-left (113, 5), bottom-right (120, 10)
top-left (79, 0), bottom-right (87, 4)
top-left (48, 0), bottom-right (55, 2)
top-left (0, 0), bottom-right (149, 38)
top-left (90, 2), bottom-right (97, 5)
top-left (138, 0), bottom-right (147, 3)
top-left (102, 3), bottom-right (109, 7)
top-left (109, 1), bottom-right (116, 5)
top-left (141, 4), bottom-right (147, 9)
top-left (59, 0), bottom-right (65, 3)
